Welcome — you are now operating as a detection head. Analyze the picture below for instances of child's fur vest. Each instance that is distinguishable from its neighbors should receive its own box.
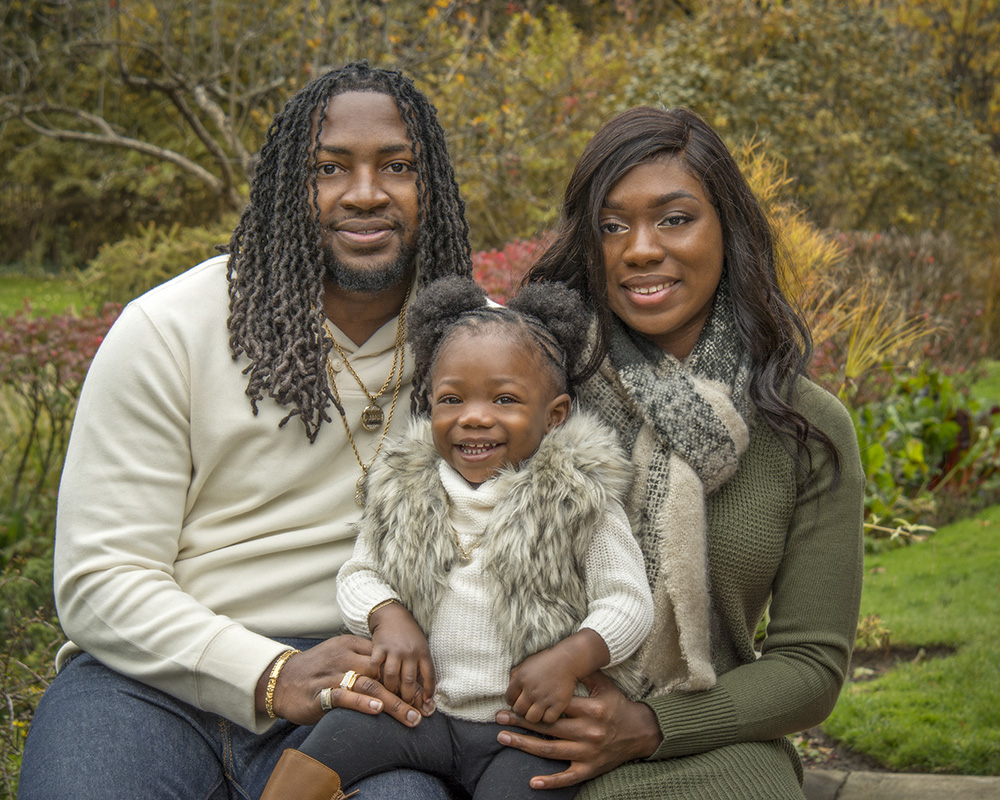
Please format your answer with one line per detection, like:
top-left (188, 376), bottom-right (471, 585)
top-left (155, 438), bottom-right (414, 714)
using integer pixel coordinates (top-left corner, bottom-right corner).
top-left (360, 410), bottom-right (634, 667)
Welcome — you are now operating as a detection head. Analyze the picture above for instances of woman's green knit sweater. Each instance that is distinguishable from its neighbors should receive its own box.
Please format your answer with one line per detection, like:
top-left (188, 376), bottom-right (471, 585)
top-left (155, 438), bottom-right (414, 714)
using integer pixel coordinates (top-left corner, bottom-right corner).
top-left (578, 379), bottom-right (865, 800)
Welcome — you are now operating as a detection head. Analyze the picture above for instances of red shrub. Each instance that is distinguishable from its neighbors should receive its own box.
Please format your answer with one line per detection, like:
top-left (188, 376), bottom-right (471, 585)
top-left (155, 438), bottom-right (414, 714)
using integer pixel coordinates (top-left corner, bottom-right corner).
top-left (0, 303), bottom-right (121, 536)
top-left (472, 237), bottom-right (548, 303)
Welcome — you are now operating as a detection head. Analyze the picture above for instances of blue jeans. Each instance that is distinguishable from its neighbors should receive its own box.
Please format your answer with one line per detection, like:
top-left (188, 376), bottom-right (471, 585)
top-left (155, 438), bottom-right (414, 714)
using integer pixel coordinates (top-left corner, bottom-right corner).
top-left (19, 640), bottom-right (457, 799)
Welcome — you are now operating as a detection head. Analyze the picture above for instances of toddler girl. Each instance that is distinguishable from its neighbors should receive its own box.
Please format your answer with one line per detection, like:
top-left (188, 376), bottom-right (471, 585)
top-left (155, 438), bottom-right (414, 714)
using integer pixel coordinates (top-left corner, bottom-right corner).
top-left (262, 276), bottom-right (653, 799)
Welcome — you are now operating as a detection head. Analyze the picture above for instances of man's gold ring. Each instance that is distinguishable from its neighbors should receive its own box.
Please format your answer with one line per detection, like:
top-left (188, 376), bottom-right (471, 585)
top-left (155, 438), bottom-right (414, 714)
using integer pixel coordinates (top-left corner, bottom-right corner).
top-left (339, 669), bottom-right (359, 691)
top-left (320, 687), bottom-right (334, 711)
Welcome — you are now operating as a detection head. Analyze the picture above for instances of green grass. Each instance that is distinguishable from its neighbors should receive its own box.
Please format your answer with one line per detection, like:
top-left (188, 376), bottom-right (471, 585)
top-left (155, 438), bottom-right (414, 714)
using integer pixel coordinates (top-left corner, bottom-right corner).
top-left (970, 360), bottom-right (1000, 406)
top-left (823, 504), bottom-right (1000, 774)
top-left (0, 274), bottom-right (91, 317)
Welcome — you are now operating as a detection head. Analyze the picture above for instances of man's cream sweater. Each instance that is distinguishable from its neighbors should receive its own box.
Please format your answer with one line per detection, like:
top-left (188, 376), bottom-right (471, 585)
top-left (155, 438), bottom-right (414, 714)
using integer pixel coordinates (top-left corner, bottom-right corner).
top-left (54, 256), bottom-right (413, 733)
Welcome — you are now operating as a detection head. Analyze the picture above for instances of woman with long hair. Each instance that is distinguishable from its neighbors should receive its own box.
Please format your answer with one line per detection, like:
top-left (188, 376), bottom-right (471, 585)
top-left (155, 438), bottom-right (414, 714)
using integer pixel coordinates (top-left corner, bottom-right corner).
top-left (498, 106), bottom-right (865, 800)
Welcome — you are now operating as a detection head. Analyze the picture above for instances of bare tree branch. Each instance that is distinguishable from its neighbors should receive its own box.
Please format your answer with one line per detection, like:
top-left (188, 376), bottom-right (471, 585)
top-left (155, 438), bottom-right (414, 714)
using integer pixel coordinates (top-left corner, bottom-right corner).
top-left (193, 83), bottom-right (253, 175)
top-left (9, 102), bottom-right (241, 208)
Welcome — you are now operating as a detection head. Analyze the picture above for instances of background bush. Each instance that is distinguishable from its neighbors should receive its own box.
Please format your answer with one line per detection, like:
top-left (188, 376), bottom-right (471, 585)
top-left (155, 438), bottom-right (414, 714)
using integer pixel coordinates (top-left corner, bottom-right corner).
top-left (0, 304), bottom-right (119, 796)
top-left (850, 365), bottom-right (1000, 541)
top-left (77, 219), bottom-right (235, 307)
top-left (0, 304), bottom-right (121, 563)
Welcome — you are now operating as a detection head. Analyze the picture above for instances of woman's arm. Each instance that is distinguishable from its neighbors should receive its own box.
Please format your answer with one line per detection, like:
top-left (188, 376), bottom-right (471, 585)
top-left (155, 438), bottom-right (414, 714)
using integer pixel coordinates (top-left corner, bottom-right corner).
top-left (641, 383), bottom-right (865, 759)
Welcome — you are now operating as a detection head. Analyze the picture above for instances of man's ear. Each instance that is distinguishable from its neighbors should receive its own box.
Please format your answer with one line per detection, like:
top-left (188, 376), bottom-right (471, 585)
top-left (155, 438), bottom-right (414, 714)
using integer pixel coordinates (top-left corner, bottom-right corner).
top-left (545, 393), bottom-right (572, 432)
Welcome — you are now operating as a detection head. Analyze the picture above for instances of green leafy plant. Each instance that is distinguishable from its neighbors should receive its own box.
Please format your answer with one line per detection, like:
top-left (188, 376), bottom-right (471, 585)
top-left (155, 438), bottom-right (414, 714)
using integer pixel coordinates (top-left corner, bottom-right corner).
top-left (850, 364), bottom-right (1000, 540)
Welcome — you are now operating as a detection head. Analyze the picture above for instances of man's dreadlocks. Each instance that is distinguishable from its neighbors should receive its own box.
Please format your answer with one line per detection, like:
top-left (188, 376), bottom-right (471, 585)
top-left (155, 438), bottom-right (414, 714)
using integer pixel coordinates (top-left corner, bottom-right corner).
top-left (226, 61), bottom-right (472, 442)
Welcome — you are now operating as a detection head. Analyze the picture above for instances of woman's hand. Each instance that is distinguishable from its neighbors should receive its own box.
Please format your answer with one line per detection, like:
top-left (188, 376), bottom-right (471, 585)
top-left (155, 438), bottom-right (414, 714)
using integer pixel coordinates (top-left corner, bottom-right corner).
top-left (495, 671), bottom-right (663, 790)
top-left (255, 635), bottom-right (426, 727)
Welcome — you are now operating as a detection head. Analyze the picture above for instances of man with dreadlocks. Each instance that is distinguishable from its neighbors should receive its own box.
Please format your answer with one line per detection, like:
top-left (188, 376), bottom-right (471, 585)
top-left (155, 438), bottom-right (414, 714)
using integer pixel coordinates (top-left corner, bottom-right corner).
top-left (19, 61), bottom-right (472, 800)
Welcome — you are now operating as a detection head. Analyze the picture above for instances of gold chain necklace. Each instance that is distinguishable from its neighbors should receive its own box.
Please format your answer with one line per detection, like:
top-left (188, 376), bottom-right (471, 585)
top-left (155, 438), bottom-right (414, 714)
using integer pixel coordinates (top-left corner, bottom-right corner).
top-left (452, 528), bottom-right (480, 567)
top-left (324, 288), bottom-right (409, 432)
top-left (322, 290), bottom-right (409, 506)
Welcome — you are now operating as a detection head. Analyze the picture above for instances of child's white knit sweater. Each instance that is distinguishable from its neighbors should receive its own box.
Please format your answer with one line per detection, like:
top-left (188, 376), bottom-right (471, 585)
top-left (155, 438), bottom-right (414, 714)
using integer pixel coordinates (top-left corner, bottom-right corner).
top-left (338, 458), bottom-right (653, 722)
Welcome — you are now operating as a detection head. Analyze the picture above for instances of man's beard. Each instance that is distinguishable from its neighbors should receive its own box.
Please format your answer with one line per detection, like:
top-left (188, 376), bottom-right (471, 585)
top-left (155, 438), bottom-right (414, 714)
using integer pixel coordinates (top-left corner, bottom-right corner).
top-left (321, 241), bottom-right (416, 294)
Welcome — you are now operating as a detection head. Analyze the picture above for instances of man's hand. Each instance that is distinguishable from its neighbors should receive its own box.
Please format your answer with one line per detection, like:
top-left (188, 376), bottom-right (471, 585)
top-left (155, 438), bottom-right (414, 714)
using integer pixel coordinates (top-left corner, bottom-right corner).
top-left (255, 635), bottom-right (426, 727)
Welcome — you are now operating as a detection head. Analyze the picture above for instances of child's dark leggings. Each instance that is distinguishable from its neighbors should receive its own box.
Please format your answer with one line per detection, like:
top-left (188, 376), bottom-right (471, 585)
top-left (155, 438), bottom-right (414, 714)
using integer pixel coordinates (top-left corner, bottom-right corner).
top-left (298, 707), bottom-right (580, 800)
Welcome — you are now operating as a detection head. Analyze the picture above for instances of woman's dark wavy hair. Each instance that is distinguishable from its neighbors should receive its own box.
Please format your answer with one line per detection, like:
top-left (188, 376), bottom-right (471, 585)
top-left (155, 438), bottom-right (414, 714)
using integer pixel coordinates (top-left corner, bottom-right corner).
top-left (526, 105), bottom-right (838, 477)
top-left (226, 61), bottom-right (472, 441)
top-left (407, 276), bottom-right (591, 416)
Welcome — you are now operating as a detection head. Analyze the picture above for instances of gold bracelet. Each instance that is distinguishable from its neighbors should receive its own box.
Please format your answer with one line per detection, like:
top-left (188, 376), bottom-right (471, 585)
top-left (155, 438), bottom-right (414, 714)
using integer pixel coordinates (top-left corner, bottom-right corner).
top-left (264, 648), bottom-right (300, 719)
top-left (367, 598), bottom-right (400, 629)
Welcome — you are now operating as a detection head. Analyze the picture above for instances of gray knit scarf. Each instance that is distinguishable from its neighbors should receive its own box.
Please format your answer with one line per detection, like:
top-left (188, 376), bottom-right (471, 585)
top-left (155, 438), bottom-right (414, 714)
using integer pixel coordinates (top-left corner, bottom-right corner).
top-left (578, 282), bottom-right (752, 699)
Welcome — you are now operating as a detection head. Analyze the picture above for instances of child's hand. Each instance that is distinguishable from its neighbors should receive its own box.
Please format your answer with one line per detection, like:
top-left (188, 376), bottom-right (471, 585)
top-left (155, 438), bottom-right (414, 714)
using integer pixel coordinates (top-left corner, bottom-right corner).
top-left (368, 601), bottom-right (436, 713)
top-left (506, 649), bottom-right (578, 723)
top-left (505, 628), bottom-right (611, 724)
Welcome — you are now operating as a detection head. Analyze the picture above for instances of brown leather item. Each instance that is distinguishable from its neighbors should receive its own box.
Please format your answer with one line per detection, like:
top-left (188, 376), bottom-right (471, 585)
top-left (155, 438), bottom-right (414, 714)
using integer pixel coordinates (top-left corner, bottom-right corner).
top-left (259, 748), bottom-right (348, 800)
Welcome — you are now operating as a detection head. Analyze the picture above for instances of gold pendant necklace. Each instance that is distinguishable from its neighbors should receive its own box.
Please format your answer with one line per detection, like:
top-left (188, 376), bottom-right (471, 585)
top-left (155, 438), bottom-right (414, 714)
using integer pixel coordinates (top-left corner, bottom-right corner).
top-left (322, 288), bottom-right (410, 505)
top-left (453, 528), bottom-right (480, 567)
top-left (361, 404), bottom-right (384, 432)
top-left (324, 302), bottom-right (407, 432)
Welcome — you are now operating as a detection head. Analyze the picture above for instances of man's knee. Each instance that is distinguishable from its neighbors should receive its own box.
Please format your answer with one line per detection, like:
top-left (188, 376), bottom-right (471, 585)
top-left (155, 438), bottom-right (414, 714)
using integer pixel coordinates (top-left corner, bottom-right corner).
top-left (19, 654), bottom-right (227, 799)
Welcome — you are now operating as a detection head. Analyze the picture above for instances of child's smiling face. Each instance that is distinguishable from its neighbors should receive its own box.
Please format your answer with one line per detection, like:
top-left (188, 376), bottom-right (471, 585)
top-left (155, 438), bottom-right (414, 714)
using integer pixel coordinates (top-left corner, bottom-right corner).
top-left (429, 329), bottom-right (571, 487)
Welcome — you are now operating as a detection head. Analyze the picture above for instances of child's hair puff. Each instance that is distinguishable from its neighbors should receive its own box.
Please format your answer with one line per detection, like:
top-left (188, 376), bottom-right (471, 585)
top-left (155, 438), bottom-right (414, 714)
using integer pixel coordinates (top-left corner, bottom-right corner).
top-left (408, 276), bottom-right (591, 414)
top-left (505, 282), bottom-right (590, 373)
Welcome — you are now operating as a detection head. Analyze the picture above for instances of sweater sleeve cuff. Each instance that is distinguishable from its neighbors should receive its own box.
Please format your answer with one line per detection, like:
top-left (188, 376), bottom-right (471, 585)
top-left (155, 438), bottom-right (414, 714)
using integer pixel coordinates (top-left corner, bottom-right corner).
top-left (196, 624), bottom-right (290, 734)
top-left (645, 685), bottom-right (739, 760)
